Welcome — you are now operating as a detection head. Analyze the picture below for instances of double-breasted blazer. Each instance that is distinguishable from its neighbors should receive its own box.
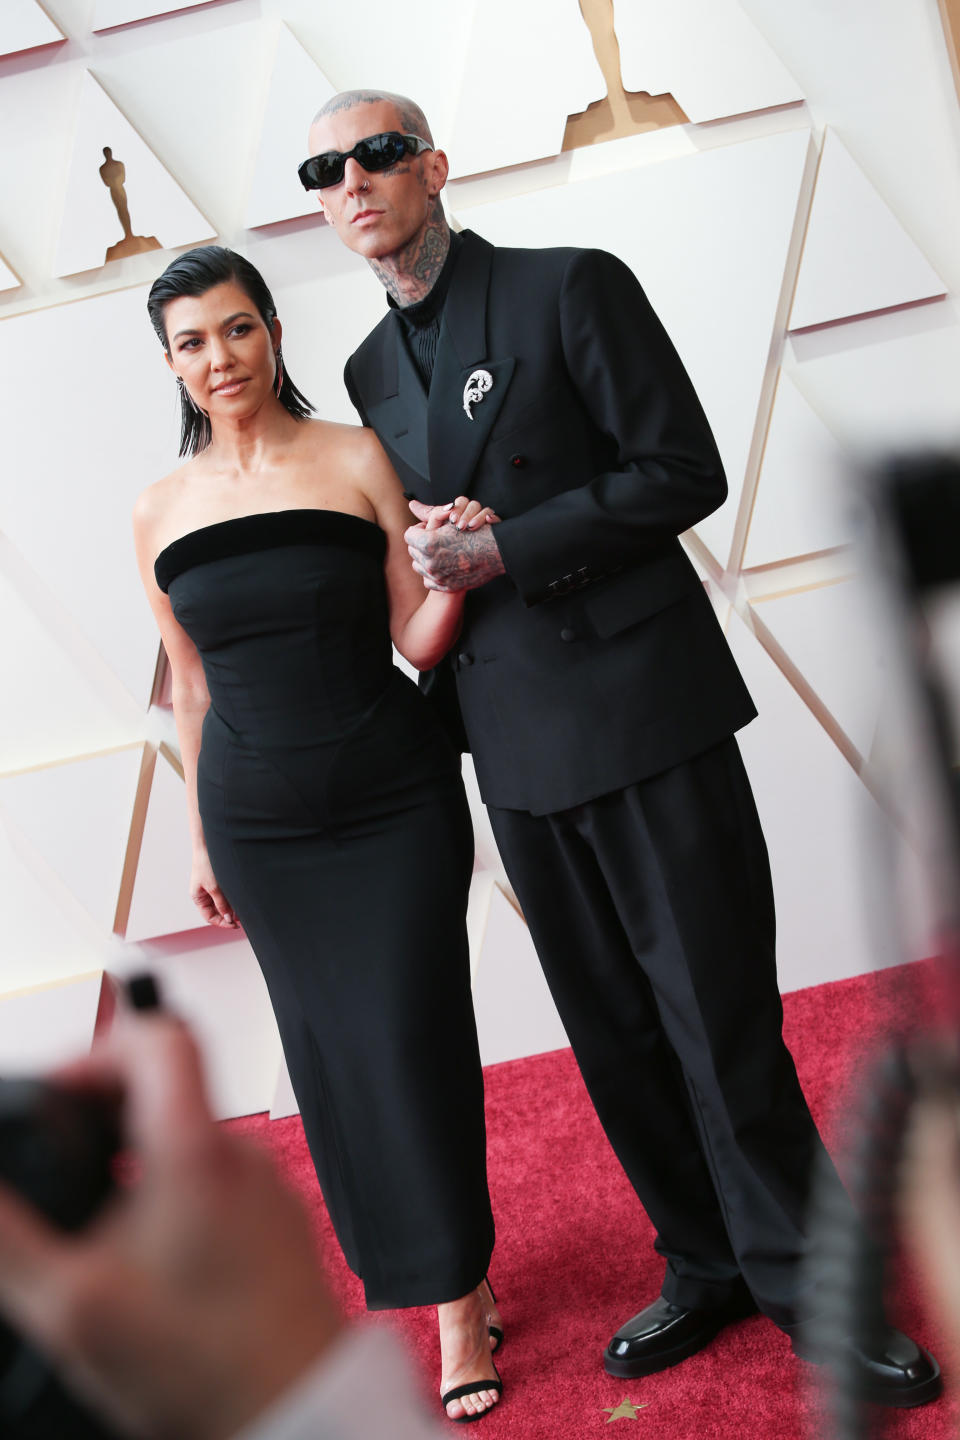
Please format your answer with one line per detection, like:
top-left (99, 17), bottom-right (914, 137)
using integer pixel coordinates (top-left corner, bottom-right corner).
top-left (345, 230), bottom-right (756, 815)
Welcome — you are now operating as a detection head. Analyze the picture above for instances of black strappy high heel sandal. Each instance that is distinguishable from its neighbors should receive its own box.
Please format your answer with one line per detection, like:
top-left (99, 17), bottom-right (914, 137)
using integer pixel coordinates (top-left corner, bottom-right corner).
top-left (483, 1277), bottom-right (503, 1353)
top-left (441, 1361), bottom-right (502, 1424)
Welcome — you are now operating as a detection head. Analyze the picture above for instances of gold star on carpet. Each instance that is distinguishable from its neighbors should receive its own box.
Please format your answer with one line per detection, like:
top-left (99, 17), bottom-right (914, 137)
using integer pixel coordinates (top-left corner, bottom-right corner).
top-left (602, 1397), bottom-right (649, 1422)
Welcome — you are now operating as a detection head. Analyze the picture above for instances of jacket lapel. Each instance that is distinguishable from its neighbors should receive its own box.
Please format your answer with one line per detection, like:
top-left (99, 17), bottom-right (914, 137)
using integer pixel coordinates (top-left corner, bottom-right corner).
top-left (427, 232), bottom-right (515, 503)
top-left (363, 314), bottom-right (431, 483)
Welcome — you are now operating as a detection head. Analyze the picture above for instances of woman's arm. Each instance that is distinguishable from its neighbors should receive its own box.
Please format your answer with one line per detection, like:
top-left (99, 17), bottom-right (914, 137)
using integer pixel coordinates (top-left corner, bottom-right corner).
top-left (132, 492), bottom-right (237, 928)
top-left (357, 434), bottom-right (496, 671)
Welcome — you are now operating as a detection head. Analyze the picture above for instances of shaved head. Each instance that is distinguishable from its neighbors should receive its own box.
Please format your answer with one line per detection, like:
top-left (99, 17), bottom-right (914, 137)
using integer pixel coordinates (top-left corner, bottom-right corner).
top-left (307, 91), bottom-right (449, 306)
top-left (312, 89), bottom-right (434, 147)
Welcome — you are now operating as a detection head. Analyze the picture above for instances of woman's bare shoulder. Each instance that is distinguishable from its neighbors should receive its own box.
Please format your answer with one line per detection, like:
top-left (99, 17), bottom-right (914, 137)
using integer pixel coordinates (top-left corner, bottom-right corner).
top-left (301, 415), bottom-right (374, 453)
top-left (132, 462), bottom-right (193, 541)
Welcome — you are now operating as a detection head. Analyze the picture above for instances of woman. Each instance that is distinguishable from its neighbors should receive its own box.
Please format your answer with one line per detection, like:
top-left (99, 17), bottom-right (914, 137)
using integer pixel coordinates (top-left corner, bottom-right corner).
top-left (133, 245), bottom-right (502, 1422)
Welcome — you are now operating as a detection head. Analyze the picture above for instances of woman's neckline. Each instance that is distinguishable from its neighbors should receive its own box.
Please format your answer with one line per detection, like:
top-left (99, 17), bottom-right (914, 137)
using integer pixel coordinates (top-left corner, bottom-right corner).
top-left (153, 508), bottom-right (381, 569)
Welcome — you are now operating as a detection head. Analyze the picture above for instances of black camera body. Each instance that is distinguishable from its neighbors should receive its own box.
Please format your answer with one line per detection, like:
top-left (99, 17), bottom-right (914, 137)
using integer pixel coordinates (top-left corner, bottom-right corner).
top-left (0, 1079), bottom-right (123, 1439)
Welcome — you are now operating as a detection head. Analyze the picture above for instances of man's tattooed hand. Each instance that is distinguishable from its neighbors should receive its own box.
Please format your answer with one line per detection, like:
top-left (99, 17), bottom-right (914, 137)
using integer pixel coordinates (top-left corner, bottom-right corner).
top-left (404, 521), bottom-right (506, 592)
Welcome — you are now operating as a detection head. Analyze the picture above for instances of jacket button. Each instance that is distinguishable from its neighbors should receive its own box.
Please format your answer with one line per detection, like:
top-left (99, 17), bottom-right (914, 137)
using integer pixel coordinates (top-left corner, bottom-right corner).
top-left (458, 652), bottom-right (474, 667)
top-left (509, 454), bottom-right (527, 468)
top-left (560, 627), bottom-right (577, 642)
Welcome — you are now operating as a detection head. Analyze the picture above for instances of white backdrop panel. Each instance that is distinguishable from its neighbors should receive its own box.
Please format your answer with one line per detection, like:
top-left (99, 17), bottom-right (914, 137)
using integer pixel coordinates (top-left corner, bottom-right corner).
top-left (0, 285), bottom-right (182, 705)
top-left (113, 930), bottom-right (279, 1119)
top-left (447, 0), bottom-right (604, 178)
top-left (471, 883), bottom-right (569, 1067)
top-left (53, 72), bottom-right (215, 277)
top-left (0, 557), bottom-right (140, 774)
top-left (744, 371), bottom-right (851, 567)
top-left (245, 23), bottom-right (335, 229)
top-left (0, 254), bottom-right (19, 292)
top-left (0, 47), bottom-right (82, 285)
top-left (738, 0), bottom-right (960, 299)
top-left (264, 232), bottom-right (396, 424)
top-left (788, 306), bottom-right (960, 453)
top-left (261, 0), bottom-right (469, 153)
top-left (0, 973), bottom-right (105, 1073)
top-left (0, 746), bottom-right (143, 934)
top-left (94, 0), bottom-right (233, 27)
top-left (453, 128), bottom-right (810, 569)
top-left (124, 748), bottom-right (205, 942)
top-left (616, 0), bottom-right (803, 122)
top-left (0, 817), bottom-right (108, 993)
top-left (790, 130), bottom-right (946, 331)
top-left (93, 20), bottom-right (268, 240)
top-left (751, 580), bottom-right (883, 761)
top-left (0, 0), bottom-right (63, 57)
top-left (727, 610), bottom-right (895, 992)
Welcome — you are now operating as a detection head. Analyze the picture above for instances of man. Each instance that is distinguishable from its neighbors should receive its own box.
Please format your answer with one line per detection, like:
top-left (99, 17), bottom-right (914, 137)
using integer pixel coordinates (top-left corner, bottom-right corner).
top-left (302, 89), bottom-right (940, 1405)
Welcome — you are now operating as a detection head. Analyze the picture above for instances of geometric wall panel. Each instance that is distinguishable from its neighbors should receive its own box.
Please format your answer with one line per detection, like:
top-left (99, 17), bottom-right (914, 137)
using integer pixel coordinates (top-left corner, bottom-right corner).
top-left (743, 372), bottom-right (852, 568)
top-left (616, 0), bottom-right (804, 123)
top-left (113, 931), bottom-right (279, 1120)
top-left (0, 556), bottom-right (140, 775)
top-left (266, 243), bottom-right (404, 427)
top-left (93, 0), bottom-right (231, 27)
top-left (0, 253), bottom-right (19, 293)
top-left (244, 23), bottom-right (336, 230)
top-left (471, 881), bottom-right (569, 1068)
top-left (454, 127), bottom-right (811, 570)
top-left (0, 745), bottom-right (146, 935)
top-left (447, 0), bottom-right (604, 177)
top-left (788, 310), bottom-right (960, 453)
top-left (53, 72), bottom-right (214, 277)
top-left (0, 971), bottom-right (109, 1075)
top-left (0, 815), bottom-right (109, 995)
top-left (0, 0), bottom-right (63, 57)
top-left (0, 285), bottom-right (184, 706)
top-left (124, 746), bottom-right (206, 942)
top-left (750, 579), bottom-right (883, 761)
top-left (790, 130), bottom-right (946, 331)
top-left (726, 609), bottom-right (898, 993)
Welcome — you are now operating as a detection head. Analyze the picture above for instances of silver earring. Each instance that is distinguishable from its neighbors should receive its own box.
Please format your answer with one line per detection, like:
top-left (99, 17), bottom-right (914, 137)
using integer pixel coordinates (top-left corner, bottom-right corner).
top-left (176, 375), bottom-right (199, 414)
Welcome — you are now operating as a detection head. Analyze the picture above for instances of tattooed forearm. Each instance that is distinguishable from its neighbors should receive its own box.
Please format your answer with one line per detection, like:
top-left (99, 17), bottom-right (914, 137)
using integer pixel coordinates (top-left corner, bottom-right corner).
top-left (406, 523), bottom-right (506, 592)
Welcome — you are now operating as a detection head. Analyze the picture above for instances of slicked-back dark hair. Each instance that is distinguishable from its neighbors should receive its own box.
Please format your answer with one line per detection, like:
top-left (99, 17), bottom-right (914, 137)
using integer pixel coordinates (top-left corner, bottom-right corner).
top-left (147, 245), bottom-right (314, 457)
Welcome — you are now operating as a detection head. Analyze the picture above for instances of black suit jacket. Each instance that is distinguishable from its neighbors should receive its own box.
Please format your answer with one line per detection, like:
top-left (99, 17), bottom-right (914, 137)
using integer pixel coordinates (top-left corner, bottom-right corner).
top-left (345, 231), bottom-right (756, 814)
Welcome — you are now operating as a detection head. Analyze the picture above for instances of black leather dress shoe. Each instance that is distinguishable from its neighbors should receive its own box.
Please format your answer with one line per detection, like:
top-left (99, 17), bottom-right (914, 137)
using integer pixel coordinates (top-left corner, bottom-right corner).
top-left (603, 1293), bottom-right (759, 1378)
top-left (791, 1326), bottom-right (941, 1408)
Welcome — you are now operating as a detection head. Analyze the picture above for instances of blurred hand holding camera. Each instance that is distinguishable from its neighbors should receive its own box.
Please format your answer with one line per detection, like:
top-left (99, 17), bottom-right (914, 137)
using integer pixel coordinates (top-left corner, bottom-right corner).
top-left (0, 1012), bottom-right (343, 1440)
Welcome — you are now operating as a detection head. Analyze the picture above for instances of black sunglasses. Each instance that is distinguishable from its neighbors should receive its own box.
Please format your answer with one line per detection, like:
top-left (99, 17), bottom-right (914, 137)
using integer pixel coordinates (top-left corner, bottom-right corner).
top-left (298, 132), bottom-right (434, 191)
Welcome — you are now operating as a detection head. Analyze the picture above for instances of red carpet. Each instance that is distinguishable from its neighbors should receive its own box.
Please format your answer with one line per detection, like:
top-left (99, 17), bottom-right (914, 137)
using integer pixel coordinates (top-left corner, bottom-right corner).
top-left (227, 963), bottom-right (956, 1437)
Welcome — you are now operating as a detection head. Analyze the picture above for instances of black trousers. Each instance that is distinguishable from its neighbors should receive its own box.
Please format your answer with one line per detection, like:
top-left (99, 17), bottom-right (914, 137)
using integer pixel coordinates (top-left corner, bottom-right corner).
top-left (488, 735), bottom-right (852, 1327)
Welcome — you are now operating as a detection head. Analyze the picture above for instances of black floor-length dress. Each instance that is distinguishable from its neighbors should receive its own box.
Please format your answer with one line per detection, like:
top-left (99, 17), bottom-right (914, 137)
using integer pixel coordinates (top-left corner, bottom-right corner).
top-left (154, 507), bottom-right (494, 1309)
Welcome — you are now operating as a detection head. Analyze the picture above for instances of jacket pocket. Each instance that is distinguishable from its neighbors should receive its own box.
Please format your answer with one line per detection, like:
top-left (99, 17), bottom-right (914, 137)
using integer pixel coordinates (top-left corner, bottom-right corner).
top-left (582, 548), bottom-right (703, 639)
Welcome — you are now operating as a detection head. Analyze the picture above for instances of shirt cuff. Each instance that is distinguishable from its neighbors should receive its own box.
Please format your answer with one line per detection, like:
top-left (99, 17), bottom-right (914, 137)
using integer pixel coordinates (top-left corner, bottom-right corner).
top-left (233, 1324), bottom-right (444, 1440)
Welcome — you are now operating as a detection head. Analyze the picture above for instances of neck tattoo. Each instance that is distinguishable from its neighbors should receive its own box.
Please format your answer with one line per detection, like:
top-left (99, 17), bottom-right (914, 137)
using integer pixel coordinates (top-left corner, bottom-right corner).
top-left (370, 200), bottom-right (450, 306)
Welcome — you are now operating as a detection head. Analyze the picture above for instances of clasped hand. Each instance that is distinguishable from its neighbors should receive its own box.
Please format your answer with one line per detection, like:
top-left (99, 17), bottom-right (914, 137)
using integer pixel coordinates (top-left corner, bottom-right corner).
top-left (404, 496), bottom-right (506, 592)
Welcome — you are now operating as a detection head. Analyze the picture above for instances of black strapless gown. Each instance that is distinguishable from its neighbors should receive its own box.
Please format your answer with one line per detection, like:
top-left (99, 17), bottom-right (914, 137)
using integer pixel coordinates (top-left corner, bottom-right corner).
top-left (155, 509), bottom-right (494, 1308)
